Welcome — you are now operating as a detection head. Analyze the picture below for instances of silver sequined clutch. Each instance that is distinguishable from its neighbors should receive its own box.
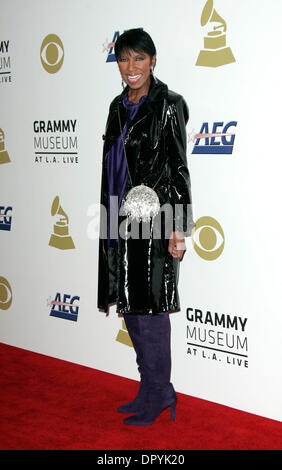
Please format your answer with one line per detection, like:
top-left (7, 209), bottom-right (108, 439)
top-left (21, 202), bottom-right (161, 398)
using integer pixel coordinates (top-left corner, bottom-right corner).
top-left (120, 183), bottom-right (160, 223)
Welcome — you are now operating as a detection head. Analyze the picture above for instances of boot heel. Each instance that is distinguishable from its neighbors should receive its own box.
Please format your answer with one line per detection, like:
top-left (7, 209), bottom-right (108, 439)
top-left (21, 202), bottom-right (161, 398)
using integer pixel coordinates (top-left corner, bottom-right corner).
top-left (170, 404), bottom-right (176, 421)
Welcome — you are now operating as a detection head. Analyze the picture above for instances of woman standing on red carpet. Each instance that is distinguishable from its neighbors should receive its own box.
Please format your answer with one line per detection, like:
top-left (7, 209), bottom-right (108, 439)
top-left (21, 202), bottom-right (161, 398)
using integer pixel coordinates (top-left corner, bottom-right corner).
top-left (97, 29), bottom-right (194, 425)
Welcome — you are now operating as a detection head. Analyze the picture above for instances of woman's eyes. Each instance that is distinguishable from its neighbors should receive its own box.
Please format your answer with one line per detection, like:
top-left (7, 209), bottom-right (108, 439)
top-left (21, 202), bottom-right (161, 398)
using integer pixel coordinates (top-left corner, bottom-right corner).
top-left (119, 57), bottom-right (144, 62)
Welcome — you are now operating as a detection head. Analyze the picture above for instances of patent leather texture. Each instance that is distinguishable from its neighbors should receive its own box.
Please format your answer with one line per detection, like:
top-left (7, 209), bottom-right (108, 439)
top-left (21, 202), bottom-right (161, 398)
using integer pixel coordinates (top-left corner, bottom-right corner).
top-left (97, 78), bottom-right (195, 315)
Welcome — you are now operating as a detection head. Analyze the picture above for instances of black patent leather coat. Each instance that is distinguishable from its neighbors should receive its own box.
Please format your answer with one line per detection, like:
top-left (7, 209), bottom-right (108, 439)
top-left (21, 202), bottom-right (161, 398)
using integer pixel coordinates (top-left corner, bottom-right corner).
top-left (97, 78), bottom-right (195, 315)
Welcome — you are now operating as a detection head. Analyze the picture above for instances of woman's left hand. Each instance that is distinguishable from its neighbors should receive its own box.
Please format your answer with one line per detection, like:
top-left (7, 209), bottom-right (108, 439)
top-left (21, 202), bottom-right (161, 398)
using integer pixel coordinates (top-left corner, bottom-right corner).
top-left (168, 231), bottom-right (186, 260)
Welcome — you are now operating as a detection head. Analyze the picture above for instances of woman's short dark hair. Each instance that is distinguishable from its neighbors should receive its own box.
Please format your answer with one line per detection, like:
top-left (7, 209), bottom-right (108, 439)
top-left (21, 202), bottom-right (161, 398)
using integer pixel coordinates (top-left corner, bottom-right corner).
top-left (114, 29), bottom-right (156, 63)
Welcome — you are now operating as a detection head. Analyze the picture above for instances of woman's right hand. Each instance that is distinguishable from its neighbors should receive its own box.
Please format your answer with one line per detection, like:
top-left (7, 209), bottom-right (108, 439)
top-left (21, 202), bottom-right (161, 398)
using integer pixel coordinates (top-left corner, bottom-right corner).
top-left (168, 231), bottom-right (186, 260)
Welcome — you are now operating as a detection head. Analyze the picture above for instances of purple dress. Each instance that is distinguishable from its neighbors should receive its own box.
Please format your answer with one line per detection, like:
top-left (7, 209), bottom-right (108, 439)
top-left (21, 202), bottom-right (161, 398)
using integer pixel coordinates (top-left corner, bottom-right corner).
top-left (107, 93), bottom-right (147, 247)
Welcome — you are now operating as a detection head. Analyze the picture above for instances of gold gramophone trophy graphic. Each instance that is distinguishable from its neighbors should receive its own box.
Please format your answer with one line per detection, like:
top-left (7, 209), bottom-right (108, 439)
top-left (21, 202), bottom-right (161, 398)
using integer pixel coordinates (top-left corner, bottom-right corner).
top-left (196, 0), bottom-right (235, 67)
top-left (116, 319), bottom-right (133, 347)
top-left (49, 196), bottom-right (75, 250)
top-left (0, 129), bottom-right (11, 164)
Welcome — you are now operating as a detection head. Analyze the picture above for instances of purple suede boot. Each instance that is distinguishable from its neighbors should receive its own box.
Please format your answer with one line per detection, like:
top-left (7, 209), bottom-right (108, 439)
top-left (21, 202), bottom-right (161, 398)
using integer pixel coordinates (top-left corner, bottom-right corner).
top-left (123, 313), bottom-right (177, 426)
top-left (117, 315), bottom-right (147, 413)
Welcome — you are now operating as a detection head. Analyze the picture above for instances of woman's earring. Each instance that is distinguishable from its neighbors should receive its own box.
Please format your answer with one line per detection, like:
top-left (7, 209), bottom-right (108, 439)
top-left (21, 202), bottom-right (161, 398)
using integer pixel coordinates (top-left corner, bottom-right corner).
top-left (151, 68), bottom-right (158, 84)
top-left (121, 78), bottom-right (126, 89)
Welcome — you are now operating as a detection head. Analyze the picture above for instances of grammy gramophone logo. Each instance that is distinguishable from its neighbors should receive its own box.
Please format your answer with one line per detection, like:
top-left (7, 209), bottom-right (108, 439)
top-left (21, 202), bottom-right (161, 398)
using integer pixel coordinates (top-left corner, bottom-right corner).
top-left (0, 128), bottom-right (11, 164)
top-left (40, 34), bottom-right (64, 73)
top-left (48, 196), bottom-right (75, 250)
top-left (116, 319), bottom-right (133, 347)
top-left (196, 0), bottom-right (235, 67)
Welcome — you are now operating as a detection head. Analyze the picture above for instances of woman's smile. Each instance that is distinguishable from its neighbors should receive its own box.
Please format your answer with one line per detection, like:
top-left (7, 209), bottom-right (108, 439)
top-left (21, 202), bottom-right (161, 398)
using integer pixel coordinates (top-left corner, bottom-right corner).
top-left (127, 74), bottom-right (142, 84)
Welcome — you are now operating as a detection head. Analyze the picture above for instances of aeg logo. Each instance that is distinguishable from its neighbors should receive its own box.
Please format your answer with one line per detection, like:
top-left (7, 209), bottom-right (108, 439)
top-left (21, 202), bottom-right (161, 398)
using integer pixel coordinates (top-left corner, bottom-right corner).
top-left (0, 206), bottom-right (12, 231)
top-left (47, 293), bottom-right (80, 322)
top-left (190, 121), bottom-right (237, 154)
top-left (103, 31), bottom-right (120, 62)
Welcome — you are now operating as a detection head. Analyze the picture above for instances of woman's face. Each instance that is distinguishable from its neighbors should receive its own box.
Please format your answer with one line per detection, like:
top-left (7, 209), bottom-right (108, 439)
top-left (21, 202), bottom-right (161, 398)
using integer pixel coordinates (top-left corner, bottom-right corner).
top-left (117, 49), bottom-right (156, 93)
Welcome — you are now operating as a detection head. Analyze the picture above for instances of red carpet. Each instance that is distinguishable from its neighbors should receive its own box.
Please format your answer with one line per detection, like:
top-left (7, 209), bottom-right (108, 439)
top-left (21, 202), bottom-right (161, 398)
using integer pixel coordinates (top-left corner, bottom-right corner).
top-left (1, 342), bottom-right (281, 450)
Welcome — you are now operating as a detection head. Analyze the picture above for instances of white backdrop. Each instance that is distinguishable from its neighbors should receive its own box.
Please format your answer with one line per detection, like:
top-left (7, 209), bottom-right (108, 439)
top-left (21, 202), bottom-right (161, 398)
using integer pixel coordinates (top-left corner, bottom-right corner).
top-left (1, 0), bottom-right (282, 422)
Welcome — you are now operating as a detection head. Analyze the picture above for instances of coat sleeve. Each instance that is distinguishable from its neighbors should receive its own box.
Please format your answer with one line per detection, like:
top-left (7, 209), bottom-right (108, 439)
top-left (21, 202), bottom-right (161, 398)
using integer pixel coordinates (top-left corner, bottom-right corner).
top-left (166, 95), bottom-right (195, 237)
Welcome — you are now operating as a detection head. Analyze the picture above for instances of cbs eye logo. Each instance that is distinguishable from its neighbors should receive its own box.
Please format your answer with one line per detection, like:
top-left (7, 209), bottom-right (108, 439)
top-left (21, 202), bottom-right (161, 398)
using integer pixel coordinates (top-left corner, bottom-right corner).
top-left (40, 34), bottom-right (64, 73)
top-left (192, 216), bottom-right (224, 260)
top-left (0, 276), bottom-right (12, 310)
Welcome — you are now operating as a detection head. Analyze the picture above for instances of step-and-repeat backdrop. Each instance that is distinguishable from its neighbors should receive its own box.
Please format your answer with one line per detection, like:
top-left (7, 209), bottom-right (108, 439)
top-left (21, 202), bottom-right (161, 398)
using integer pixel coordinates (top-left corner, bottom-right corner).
top-left (1, 0), bottom-right (282, 422)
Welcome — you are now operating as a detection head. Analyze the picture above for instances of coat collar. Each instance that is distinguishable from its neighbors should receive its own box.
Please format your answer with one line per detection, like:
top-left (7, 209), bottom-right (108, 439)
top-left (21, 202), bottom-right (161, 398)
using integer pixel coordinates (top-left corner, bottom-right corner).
top-left (114, 77), bottom-right (168, 113)
top-left (104, 78), bottom-right (168, 156)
